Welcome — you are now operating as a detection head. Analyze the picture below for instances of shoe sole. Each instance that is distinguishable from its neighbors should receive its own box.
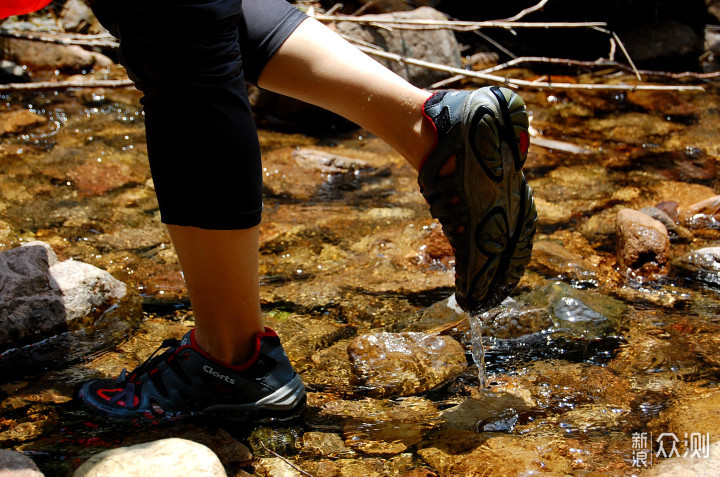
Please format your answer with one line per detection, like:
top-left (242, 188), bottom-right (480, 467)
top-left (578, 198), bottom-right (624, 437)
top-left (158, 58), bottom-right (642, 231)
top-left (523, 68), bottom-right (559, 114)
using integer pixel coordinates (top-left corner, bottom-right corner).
top-left (460, 87), bottom-right (537, 312)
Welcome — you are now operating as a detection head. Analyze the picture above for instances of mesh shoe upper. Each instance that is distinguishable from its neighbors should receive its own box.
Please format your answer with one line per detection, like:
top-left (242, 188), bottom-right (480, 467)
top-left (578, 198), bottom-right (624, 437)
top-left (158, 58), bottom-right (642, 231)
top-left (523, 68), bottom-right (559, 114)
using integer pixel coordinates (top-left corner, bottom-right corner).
top-left (78, 328), bottom-right (306, 421)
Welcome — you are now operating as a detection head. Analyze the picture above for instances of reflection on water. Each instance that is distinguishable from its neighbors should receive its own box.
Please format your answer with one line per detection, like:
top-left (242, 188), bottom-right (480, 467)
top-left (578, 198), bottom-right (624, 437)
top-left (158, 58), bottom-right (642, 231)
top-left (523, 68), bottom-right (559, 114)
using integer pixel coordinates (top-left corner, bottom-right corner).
top-left (1, 77), bottom-right (720, 475)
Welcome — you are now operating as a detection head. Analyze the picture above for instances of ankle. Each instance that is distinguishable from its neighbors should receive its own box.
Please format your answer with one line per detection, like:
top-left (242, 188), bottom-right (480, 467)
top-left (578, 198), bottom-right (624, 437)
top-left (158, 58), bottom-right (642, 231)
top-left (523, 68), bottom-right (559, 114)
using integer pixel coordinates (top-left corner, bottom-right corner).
top-left (192, 328), bottom-right (261, 366)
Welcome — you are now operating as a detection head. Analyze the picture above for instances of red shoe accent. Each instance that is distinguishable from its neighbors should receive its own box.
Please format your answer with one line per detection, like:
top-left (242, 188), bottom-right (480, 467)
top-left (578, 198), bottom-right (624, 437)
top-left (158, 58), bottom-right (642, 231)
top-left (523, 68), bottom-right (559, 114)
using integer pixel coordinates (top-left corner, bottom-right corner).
top-left (518, 130), bottom-right (530, 155)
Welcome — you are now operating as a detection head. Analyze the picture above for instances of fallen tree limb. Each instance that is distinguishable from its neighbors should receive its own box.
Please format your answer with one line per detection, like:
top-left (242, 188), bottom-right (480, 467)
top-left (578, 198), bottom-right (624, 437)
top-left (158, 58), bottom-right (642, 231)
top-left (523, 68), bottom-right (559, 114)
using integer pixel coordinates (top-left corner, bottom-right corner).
top-left (353, 44), bottom-right (705, 92)
top-left (314, 14), bottom-right (607, 31)
top-left (0, 78), bottom-right (133, 91)
top-left (0, 28), bottom-right (118, 48)
top-left (480, 56), bottom-right (720, 79)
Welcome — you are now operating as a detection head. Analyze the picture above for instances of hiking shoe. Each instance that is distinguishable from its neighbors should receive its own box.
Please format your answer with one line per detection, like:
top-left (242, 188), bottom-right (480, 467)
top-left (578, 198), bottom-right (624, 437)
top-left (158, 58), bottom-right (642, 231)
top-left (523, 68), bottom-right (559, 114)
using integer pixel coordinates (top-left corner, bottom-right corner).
top-left (78, 328), bottom-right (306, 422)
top-left (418, 87), bottom-right (537, 313)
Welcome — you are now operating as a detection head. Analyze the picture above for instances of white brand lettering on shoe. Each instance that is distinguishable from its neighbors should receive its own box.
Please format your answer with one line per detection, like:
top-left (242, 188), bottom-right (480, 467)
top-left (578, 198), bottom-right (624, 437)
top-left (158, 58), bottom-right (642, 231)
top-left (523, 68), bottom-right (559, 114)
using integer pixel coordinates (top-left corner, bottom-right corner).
top-left (202, 365), bottom-right (236, 384)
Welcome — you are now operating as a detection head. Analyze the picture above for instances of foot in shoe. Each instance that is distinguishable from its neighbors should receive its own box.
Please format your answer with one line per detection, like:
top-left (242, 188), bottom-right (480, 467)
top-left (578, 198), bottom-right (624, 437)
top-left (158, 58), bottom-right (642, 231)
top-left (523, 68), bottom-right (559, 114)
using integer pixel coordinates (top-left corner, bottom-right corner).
top-left (418, 87), bottom-right (537, 313)
top-left (78, 328), bottom-right (306, 422)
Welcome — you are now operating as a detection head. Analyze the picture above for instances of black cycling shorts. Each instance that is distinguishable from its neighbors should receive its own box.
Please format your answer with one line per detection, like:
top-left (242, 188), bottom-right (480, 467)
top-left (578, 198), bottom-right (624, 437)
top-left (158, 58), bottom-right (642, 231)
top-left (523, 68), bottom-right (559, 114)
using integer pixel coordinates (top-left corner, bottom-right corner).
top-left (91, 0), bottom-right (307, 229)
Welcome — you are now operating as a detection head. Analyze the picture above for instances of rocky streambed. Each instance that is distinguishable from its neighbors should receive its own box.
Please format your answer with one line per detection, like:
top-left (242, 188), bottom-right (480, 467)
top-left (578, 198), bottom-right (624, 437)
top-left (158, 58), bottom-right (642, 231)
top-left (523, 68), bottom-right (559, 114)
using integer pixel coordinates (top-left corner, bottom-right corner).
top-left (2, 63), bottom-right (720, 476)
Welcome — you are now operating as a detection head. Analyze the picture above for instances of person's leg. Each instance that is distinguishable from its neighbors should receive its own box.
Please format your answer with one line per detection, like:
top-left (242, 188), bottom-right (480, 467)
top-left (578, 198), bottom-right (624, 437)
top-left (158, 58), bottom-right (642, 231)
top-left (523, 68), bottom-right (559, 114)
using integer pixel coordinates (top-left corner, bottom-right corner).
top-left (167, 225), bottom-right (263, 365)
top-left (257, 16), bottom-right (537, 312)
top-left (257, 18), bottom-right (434, 171)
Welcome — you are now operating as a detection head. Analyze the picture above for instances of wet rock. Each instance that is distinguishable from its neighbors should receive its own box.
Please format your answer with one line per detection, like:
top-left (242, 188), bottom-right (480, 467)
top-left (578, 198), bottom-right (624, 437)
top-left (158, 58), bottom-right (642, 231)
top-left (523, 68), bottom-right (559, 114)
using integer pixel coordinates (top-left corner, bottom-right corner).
top-left (300, 432), bottom-right (354, 458)
top-left (533, 196), bottom-right (574, 226)
top-left (320, 397), bottom-right (438, 455)
top-left (616, 208), bottom-right (671, 279)
top-left (468, 298), bottom-right (552, 339)
top-left (641, 441), bottom-right (720, 477)
top-left (649, 181), bottom-right (716, 212)
top-left (256, 458), bottom-right (303, 477)
top-left (640, 206), bottom-right (694, 242)
top-left (679, 194), bottom-right (720, 230)
top-left (347, 332), bottom-right (466, 397)
top-left (650, 390), bottom-right (720, 445)
top-left (0, 449), bottom-right (44, 477)
top-left (0, 39), bottom-right (100, 72)
top-left (0, 110), bottom-right (47, 135)
top-left (333, 7), bottom-right (462, 87)
top-left (676, 246), bottom-right (720, 286)
top-left (418, 432), bottom-right (573, 476)
top-left (440, 392), bottom-right (532, 432)
top-left (530, 239), bottom-right (599, 286)
top-left (72, 438), bottom-right (226, 477)
top-left (261, 147), bottom-right (380, 201)
top-left (67, 160), bottom-right (147, 198)
top-left (521, 281), bottom-right (627, 340)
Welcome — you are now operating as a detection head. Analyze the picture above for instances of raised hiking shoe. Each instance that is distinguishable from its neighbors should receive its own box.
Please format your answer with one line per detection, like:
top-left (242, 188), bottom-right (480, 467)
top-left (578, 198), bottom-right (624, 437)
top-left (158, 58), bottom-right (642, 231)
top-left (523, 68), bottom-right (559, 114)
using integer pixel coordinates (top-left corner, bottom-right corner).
top-left (78, 328), bottom-right (306, 422)
top-left (419, 86), bottom-right (537, 313)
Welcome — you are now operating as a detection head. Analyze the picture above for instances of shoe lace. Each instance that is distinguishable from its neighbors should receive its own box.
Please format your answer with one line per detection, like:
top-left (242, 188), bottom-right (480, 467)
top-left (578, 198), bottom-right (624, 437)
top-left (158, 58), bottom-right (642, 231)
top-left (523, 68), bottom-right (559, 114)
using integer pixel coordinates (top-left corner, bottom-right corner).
top-left (109, 338), bottom-right (181, 407)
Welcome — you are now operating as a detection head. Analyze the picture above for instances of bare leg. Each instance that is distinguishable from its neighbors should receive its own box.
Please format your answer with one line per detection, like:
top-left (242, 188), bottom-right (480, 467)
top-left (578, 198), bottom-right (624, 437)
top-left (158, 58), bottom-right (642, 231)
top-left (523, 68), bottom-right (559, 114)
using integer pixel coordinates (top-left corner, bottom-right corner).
top-left (169, 18), bottom-right (437, 365)
top-left (258, 17), bottom-right (435, 171)
top-left (167, 224), bottom-right (264, 365)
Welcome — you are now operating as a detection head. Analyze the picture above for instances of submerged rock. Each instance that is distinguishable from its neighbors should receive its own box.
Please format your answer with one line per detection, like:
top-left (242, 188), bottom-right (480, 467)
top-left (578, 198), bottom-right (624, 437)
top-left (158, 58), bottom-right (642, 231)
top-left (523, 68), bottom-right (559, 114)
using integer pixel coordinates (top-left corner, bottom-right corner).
top-left (521, 281), bottom-right (627, 340)
top-left (676, 246), bottom-right (720, 287)
top-left (73, 438), bottom-right (226, 477)
top-left (347, 332), bottom-right (466, 397)
top-left (530, 239), bottom-right (599, 287)
top-left (616, 208), bottom-right (670, 280)
top-left (418, 432), bottom-right (573, 476)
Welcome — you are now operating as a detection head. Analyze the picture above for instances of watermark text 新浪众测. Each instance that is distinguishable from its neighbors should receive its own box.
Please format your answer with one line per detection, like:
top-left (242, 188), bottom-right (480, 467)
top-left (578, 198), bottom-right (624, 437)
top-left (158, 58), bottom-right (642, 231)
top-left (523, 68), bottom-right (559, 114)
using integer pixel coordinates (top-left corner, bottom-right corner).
top-left (631, 432), bottom-right (711, 468)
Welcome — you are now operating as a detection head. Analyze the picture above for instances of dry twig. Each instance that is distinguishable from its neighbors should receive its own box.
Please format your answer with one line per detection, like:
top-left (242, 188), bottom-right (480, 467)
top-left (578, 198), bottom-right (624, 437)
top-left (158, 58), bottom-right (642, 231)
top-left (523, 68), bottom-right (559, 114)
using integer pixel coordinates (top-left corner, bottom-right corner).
top-left (314, 15), bottom-right (607, 31)
top-left (352, 44), bottom-right (705, 92)
top-left (500, 0), bottom-right (550, 21)
top-left (260, 442), bottom-right (314, 477)
top-left (0, 79), bottom-right (133, 91)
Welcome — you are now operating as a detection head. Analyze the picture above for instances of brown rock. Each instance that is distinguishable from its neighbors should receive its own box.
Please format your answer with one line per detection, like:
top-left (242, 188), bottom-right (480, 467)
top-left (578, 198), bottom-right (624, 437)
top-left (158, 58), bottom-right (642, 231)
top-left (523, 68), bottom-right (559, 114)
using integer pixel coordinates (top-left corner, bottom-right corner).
top-left (347, 332), bottom-right (466, 398)
top-left (679, 195), bottom-right (720, 229)
top-left (68, 161), bottom-right (146, 197)
top-left (0, 110), bottom-right (47, 135)
top-left (0, 38), bottom-right (98, 71)
top-left (530, 240), bottom-right (598, 285)
top-left (615, 208), bottom-right (670, 279)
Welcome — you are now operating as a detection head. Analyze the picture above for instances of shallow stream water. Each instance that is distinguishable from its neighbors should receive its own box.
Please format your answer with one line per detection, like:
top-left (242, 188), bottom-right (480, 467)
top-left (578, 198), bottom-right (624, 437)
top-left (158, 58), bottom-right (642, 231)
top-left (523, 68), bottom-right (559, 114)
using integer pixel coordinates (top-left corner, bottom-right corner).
top-left (1, 72), bottom-right (720, 476)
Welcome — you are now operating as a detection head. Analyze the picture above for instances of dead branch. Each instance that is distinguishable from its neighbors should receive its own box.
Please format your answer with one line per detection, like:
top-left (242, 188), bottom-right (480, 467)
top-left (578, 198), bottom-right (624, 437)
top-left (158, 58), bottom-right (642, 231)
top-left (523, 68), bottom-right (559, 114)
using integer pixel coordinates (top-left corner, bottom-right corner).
top-left (0, 79), bottom-right (133, 91)
top-left (0, 28), bottom-right (118, 48)
top-left (500, 0), bottom-right (550, 22)
top-left (352, 44), bottom-right (705, 92)
top-left (479, 56), bottom-right (720, 80)
top-left (314, 14), bottom-right (607, 31)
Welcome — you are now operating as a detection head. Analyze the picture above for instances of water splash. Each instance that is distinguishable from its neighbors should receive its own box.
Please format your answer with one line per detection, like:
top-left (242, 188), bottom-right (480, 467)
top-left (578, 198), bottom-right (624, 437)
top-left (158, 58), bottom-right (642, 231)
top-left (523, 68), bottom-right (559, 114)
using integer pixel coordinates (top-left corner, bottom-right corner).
top-left (468, 311), bottom-right (488, 389)
top-left (449, 294), bottom-right (488, 389)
